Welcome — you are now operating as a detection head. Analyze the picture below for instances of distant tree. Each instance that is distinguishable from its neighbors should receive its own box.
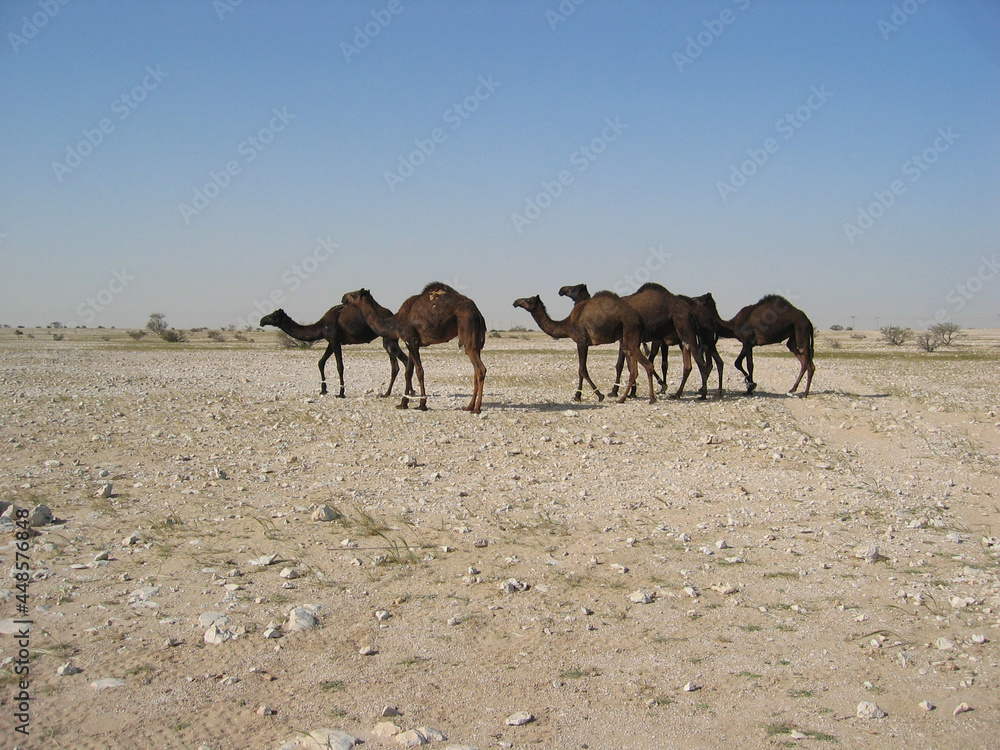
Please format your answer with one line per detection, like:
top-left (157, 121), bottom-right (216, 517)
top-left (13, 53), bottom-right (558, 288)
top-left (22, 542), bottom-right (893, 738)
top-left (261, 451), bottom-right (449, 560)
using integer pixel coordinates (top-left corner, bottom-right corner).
top-left (48, 321), bottom-right (64, 329)
top-left (146, 313), bottom-right (169, 336)
top-left (929, 322), bottom-right (963, 345)
top-left (829, 324), bottom-right (844, 331)
top-left (207, 330), bottom-right (226, 342)
top-left (915, 331), bottom-right (942, 352)
top-left (880, 326), bottom-right (911, 346)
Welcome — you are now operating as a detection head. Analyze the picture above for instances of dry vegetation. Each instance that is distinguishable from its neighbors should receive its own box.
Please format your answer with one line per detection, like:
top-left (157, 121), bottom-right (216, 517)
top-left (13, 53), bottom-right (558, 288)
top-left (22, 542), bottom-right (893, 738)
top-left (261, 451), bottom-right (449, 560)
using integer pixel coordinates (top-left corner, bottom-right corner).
top-left (1, 327), bottom-right (998, 749)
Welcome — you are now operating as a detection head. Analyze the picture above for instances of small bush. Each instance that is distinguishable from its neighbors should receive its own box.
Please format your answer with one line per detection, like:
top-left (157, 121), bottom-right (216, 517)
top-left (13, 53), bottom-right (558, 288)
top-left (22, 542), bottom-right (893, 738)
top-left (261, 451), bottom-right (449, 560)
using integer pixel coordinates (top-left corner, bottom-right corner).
top-left (160, 329), bottom-right (187, 343)
top-left (51, 333), bottom-right (64, 341)
top-left (829, 324), bottom-right (844, 331)
top-left (207, 330), bottom-right (226, 343)
top-left (915, 331), bottom-right (942, 352)
top-left (826, 338), bottom-right (841, 349)
top-left (127, 330), bottom-right (146, 340)
top-left (880, 326), bottom-right (911, 346)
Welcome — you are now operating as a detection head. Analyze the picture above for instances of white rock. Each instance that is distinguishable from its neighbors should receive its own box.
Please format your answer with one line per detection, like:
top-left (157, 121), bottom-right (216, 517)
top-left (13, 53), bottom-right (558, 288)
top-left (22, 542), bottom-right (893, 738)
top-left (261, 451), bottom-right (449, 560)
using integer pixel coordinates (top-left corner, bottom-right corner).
top-left (257, 704), bottom-right (276, 716)
top-left (359, 646), bottom-right (378, 656)
top-left (501, 578), bottom-right (529, 594)
top-left (199, 612), bottom-right (229, 629)
top-left (399, 455), bottom-right (418, 468)
top-left (855, 545), bottom-right (882, 564)
top-left (373, 722), bottom-right (402, 739)
top-left (856, 701), bottom-right (887, 719)
top-left (395, 730), bottom-right (426, 747)
top-left (57, 662), bottom-right (83, 676)
top-left (416, 727), bottom-right (447, 742)
top-left (280, 568), bottom-right (300, 580)
top-left (936, 637), bottom-right (955, 651)
top-left (919, 700), bottom-right (935, 711)
top-left (279, 728), bottom-right (360, 750)
top-left (970, 634), bottom-right (987, 644)
top-left (28, 505), bottom-right (54, 527)
top-left (95, 483), bottom-right (113, 498)
top-left (204, 625), bottom-right (232, 645)
top-left (953, 702), bottom-right (972, 715)
top-left (375, 610), bottom-right (391, 622)
top-left (505, 711), bottom-right (535, 726)
top-left (90, 678), bottom-right (126, 691)
top-left (286, 607), bottom-right (318, 631)
top-left (682, 682), bottom-right (698, 692)
top-left (312, 505), bottom-right (341, 522)
top-left (628, 590), bottom-right (653, 604)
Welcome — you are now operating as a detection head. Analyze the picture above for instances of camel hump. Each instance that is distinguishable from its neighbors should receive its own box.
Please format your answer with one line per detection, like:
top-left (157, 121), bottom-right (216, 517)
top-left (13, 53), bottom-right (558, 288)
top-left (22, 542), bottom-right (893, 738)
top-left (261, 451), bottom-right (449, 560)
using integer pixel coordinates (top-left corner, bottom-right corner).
top-left (635, 282), bottom-right (667, 294)
top-left (422, 281), bottom-right (458, 297)
top-left (757, 293), bottom-right (790, 305)
top-left (591, 289), bottom-right (622, 301)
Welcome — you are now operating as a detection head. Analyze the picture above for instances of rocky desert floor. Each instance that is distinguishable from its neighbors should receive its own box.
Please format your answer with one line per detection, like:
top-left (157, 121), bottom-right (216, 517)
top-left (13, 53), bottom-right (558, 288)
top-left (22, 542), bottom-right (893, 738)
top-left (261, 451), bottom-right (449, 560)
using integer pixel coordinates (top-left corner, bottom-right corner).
top-left (1, 327), bottom-right (999, 750)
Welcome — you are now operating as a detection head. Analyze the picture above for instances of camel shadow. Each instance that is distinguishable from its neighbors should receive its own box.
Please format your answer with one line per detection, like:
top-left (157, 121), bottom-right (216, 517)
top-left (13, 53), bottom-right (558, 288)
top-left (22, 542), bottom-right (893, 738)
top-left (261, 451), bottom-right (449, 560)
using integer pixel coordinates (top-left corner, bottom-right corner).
top-left (736, 388), bottom-right (891, 400)
top-left (485, 400), bottom-right (606, 412)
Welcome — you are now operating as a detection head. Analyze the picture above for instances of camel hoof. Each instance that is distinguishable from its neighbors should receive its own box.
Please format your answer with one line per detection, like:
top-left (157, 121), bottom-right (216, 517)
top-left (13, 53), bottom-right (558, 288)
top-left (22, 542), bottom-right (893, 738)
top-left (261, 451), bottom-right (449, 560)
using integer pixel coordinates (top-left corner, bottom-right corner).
top-left (667, 393), bottom-right (681, 401)
top-left (596, 393), bottom-right (605, 403)
top-left (396, 401), bottom-right (409, 410)
top-left (648, 397), bottom-right (657, 405)
top-left (417, 403), bottom-right (428, 411)
top-left (572, 394), bottom-right (582, 402)
top-left (336, 393), bottom-right (345, 399)
top-left (746, 382), bottom-right (757, 394)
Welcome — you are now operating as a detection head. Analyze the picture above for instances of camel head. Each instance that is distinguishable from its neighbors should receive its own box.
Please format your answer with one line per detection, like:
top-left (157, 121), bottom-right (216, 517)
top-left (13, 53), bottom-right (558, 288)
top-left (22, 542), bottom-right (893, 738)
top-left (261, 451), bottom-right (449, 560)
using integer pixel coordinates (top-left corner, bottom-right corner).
top-left (512, 295), bottom-right (542, 313)
top-left (341, 288), bottom-right (371, 307)
top-left (259, 309), bottom-right (288, 327)
top-left (558, 284), bottom-right (590, 303)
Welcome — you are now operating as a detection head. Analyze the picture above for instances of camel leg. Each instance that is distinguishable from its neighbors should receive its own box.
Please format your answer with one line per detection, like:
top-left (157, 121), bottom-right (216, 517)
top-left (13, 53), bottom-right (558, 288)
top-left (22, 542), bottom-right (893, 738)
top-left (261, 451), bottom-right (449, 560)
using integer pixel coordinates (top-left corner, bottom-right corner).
top-left (575, 341), bottom-right (604, 402)
top-left (332, 345), bottom-right (347, 398)
top-left (712, 345), bottom-right (724, 398)
top-left (610, 344), bottom-right (626, 398)
top-left (409, 344), bottom-right (428, 411)
top-left (618, 347), bottom-right (640, 404)
top-left (637, 346), bottom-right (656, 404)
top-left (381, 338), bottom-right (406, 397)
top-left (787, 340), bottom-right (814, 397)
top-left (464, 348), bottom-right (487, 413)
top-left (398, 343), bottom-right (417, 409)
top-left (671, 346), bottom-right (693, 399)
top-left (317, 341), bottom-right (337, 396)
top-left (734, 344), bottom-right (756, 393)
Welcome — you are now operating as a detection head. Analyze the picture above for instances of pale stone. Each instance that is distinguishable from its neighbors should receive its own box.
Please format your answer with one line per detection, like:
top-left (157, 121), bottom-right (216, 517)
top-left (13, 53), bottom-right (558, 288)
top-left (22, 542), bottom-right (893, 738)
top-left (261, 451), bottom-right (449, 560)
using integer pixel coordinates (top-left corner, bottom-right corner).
top-left (505, 711), bottom-right (534, 726)
top-left (856, 701), bottom-right (887, 719)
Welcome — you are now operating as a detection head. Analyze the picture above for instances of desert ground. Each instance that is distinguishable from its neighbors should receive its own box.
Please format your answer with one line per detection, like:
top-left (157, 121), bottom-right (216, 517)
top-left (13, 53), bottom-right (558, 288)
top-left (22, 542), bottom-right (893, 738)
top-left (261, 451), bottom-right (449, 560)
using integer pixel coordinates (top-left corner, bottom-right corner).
top-left (1, 326), bottom-right (998, 750)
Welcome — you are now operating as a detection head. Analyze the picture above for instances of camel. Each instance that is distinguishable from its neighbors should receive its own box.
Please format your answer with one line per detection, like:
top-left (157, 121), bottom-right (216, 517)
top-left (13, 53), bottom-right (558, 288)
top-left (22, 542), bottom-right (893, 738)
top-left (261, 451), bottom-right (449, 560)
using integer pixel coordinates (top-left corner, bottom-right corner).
top-left (513, 291), bottom-right (656, 404)
top-left (341, 283), bottom-right (488, 413)
top-left (559, 283), bottom-right (710, 400)
top-left (727, 294), bottom-right (815, 397)
top-left (645, 293), bottom-right (727, 398)
top-left (259, 306), bottom-right (409, 398)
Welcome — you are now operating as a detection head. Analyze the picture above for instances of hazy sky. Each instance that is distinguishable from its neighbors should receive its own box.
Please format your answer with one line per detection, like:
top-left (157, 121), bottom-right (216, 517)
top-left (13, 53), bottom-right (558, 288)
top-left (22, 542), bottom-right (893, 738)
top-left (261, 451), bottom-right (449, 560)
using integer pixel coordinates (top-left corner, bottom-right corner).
top-left (2, 0), bottom-right (998, 331)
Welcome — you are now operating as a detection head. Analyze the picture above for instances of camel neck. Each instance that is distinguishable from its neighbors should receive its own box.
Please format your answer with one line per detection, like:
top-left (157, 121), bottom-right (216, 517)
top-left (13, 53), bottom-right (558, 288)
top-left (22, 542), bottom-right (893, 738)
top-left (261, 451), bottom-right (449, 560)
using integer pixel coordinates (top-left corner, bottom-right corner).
top-left (277, 317), bottom-right (325, 341)
top-left (530, 302), bottom-right (570, 338)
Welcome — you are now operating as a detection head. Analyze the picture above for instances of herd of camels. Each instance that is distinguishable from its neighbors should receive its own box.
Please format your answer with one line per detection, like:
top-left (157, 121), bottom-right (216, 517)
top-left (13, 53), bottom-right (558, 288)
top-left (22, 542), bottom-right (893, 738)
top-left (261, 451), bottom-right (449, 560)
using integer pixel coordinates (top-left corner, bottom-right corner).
top-left (259, 281), bottom-right (816, 415)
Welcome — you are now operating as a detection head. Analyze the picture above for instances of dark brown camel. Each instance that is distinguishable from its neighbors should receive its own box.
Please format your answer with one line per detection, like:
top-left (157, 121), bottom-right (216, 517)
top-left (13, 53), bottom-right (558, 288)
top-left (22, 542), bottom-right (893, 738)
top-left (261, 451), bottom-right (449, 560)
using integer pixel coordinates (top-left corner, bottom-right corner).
top-left (513, 291), bottom-right (656, 404)
top-left (341, 283), bottom-right (488, 413)
top-left (259, 306), bottom-right (408, 397)
top-left (645, 293), bottom-right (727, 398)
top-left (727, 294), bottom-right (815, 397)
top-left (559, 283), bottom-right (710, 400)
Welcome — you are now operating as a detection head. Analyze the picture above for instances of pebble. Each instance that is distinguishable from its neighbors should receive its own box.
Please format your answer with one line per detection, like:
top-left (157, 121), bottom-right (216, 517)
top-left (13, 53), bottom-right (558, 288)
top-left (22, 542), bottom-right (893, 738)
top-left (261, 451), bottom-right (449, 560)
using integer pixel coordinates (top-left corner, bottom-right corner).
top-left (280, 568), bottom-right (300, 580)
top-left (628, 590), bottom-right (653, 604)
top-left (57, 662), bottom-right (83, 676)
top-left (204, 625), bottom-right (233, 645)
top-left (855, 545), bottom-right (882, 564)
top-left (856, 701), bottom-right (887, 719)
top-left (936, 637), bottom-right (955, 651)
top-left (505, 711), bottom-right (535, 726)
top-left (919, 700), bottom-right (935, 711)
top-left (94, 483), bottom-right (113, 499)
top-left (682, 682), bottom-right (698, 692)
top-left (953, 702), bottom-right (972, 716)
top-left (501, 579), bottom-right (529, 594)
top-left (381, 706), bottom-right (402, 717)
top-left (199, 612), bottom-right (229, 629)
top-left (359, 646), bottom-right (378, 656)
top-left (257, 704), bottom-right (276, 716)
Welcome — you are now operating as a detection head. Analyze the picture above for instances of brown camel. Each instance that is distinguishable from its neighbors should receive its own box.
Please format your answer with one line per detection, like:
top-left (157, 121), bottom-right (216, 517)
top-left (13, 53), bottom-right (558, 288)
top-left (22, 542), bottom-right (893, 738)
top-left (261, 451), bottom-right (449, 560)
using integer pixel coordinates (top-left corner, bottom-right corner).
top-left (559, 283), bottom-right (710, 400)
top-left (727, 294), bottom-right (815, 397)
top-left (260, 306), bottom-right (409, 398)
top-left (645, 293), bottom-right (727, 398)
top-left (341, 283), bottom-right (488, 413)
top-left (513, 291), bottom-right (656, 404)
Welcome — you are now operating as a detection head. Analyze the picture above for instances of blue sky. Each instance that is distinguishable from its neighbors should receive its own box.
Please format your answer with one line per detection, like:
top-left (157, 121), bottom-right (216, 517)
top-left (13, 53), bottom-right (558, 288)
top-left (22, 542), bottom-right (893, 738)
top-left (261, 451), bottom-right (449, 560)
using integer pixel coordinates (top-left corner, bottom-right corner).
top-left (2, 0), bottom-right (998, 331)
